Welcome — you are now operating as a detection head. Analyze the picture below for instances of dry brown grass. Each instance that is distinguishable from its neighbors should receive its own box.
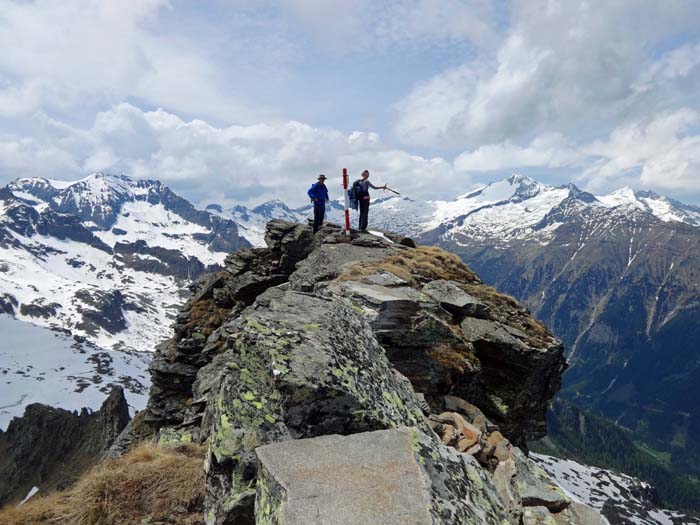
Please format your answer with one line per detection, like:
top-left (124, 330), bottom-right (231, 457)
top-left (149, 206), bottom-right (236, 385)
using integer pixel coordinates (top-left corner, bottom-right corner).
top-left (427, 344), bottom-right (480, 374)
top-left (187, 297), bottom-right (229, 336)
top-left (461, 283), bottom-right (522, 310)
top-left (0, 443), bottom-right (206, 525)
top-left (337, 244), bottom-right (553, 347)
top-left (339, 245), bottom-right (480, 285)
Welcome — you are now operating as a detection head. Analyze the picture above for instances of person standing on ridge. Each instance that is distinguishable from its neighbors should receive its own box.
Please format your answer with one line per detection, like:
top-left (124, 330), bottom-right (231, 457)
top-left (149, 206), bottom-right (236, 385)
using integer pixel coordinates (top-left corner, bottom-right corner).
top-left (356, 169), bottom-right (386, 232)
top-left (307, 174), bottom-right (329, 233)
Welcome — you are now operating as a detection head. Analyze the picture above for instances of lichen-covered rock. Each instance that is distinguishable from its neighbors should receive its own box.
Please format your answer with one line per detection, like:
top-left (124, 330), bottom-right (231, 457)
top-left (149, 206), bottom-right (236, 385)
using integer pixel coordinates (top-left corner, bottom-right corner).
top-left (132, 221), bottom-right (570, 525)
top-left (422, 279), bottom-right (491, 319)
top-left (142, 221), bottom-right (319, 436)
top-left (201, 287), bottom-right (429, 524)
top-left (523, 506), bottom-right (558, 525)
top-left (458, 316), bottom-right (565, 447)
top-left (492, 445), bottom-right (571, 517)
top-left (410, 429), bottom-right (512, 524)
top-left (255, 428), bottom-right (511, 525)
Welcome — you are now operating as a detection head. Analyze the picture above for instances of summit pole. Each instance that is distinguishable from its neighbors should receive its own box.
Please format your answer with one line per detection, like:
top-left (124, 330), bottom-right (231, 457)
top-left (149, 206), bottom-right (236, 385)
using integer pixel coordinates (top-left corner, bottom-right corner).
top-left (342, 168), bottom-right (350, 237)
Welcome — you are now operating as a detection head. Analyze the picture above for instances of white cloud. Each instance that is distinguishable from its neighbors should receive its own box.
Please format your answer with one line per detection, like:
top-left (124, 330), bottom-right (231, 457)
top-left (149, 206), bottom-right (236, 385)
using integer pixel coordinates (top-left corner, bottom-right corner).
top-left (454, 133), bottom-right (582, 171)
top-left (393, 0), bottom-right (700, 149)
top-left (452, 108), bottom-right (700, 197)
top-left (583, 108), bottom-right (700, 192)
top-left (0, 104), bottom-right (463, 206)
top-left (0, 0), bottom-right (255, 122)
top-left (1, 1), bottom-right (699, 205)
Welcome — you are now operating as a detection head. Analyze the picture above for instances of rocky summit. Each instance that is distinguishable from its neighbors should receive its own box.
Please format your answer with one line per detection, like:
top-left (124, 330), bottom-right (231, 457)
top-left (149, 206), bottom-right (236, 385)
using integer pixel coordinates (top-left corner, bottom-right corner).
top-left (105, 218), bottom-right (595, 525)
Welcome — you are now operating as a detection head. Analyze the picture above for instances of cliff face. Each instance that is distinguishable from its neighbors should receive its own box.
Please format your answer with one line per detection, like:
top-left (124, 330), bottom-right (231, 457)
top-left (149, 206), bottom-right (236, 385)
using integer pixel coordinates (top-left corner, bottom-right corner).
top-left (0, 387), bottom-right (130, 506)
top-left (130, 220), bottom-right (579, 524)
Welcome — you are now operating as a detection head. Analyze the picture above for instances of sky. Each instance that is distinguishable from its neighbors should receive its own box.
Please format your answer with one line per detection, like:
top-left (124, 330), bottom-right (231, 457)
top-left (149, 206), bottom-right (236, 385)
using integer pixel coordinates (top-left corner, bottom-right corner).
top-left (0, 0), bottom-right (699, 207)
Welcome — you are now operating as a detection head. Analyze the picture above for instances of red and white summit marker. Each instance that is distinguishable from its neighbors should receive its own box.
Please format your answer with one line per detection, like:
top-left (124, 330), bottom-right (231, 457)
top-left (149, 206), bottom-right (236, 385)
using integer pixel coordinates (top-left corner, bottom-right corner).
top-left (342, 168), bottom-right (351, 236)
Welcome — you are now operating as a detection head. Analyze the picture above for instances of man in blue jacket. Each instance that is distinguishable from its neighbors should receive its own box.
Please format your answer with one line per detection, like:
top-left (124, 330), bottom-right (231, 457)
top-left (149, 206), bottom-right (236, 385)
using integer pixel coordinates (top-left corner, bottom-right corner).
top-left (307, 174), bottom-right (329, 233)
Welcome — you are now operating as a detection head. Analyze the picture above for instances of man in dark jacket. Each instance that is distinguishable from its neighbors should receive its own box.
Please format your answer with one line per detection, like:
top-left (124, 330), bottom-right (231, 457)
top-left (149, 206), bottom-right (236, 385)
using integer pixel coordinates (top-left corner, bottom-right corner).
top-left (357, 169), bottom-right (386, 232)
top-left (307, 174), bottom-right (329, 233)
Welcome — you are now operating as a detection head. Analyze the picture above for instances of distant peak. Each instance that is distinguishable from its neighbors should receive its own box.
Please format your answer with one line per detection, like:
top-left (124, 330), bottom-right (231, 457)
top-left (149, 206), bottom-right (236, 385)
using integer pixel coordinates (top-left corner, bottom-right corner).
top-left (507, 173), bottom-right (525, 185)
top-left (635, 189), bottom-right (663, 201)
top-left (253, 200), bottom-right (292, 213)
top-left (565, 183), bottom-right (598, 203)
top-left (613, 185), bottom-right (635, 194)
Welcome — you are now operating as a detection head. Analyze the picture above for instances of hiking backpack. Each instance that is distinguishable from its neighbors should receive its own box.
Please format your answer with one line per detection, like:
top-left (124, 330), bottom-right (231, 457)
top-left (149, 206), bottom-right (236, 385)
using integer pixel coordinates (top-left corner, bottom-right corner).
top-left (348, 179), bottom-right (364, 210)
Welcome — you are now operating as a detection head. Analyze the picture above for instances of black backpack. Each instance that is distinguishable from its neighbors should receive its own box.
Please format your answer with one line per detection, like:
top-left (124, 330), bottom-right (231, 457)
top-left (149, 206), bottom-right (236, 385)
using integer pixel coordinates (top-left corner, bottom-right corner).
top-left (347, 180), bottom-right (363, 211)
top-left (350, 179), bottom-right (366, 200)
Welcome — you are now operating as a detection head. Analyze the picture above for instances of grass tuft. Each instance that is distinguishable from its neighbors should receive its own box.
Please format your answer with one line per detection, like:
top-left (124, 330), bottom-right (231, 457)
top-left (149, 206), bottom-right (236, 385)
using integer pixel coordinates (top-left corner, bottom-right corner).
top-left (339, 245), bottom-right (481, 285)
top-left (0, 443), bottom-right (206, 525)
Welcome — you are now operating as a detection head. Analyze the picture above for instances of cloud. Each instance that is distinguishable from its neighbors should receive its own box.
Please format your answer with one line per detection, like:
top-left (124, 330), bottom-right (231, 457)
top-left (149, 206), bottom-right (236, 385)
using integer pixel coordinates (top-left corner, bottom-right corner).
top-left (454, 133), bottom-right (582, 171)
top-left (583, 108), bottom-right (700, 192)
top-left (0, 104), bottom-right (463, 206)
top-left (452, 108), bottom-right (700, 198)
top-left (0, 0), bottom-right (255, 122)
top-left (393, 0), bottom-right (700, 149)
top-left (1, 1), bottom-right (699, 206)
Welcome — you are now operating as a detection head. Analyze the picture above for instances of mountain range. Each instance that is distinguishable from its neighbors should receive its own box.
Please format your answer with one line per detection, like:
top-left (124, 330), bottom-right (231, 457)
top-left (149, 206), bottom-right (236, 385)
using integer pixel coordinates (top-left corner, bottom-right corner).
top-left (2, 171), bottom-right (700, 514)
top-left (224, 173), bottom-right (700, 246)
top-left (226, 174), bottom-right (700, 485)
top-left (0, 173), bottom-right (248, 424)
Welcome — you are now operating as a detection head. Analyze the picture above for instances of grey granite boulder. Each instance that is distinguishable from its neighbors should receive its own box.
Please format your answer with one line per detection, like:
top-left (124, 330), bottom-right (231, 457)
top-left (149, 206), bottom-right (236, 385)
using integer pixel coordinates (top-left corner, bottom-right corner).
top-left (201, 287), bottom-right (430, 524)
top-left (422, 279), bottom-right (490, 319)
top-left (552, 502), bottom-right (609, 525)
top-left (255, 429), bottom-right (433, 525)
top-left (289, 242), bottom-right (396, 292)
top-left (459, 316), bottom-right (566, 446)
top-left (255, 428), bottom-right (512, 525)
top-left (492, 445), bottom-right (571, 517)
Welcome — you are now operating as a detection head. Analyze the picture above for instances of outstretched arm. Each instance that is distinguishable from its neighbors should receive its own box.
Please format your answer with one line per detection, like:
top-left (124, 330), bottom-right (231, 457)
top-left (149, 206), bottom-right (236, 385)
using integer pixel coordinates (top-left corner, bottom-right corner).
top-left (368, 182), bottom-right (387, 190)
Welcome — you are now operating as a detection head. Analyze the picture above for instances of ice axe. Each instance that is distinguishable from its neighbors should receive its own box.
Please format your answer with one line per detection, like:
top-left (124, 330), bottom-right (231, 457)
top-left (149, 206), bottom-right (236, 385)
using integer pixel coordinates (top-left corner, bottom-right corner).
top-left (382, 185), bottom-right (401, 196)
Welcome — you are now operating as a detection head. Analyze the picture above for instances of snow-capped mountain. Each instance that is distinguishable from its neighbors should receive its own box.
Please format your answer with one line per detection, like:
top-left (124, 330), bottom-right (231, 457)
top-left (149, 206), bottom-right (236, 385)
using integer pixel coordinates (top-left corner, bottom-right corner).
top-left (227, 174), bottom-right (700, 247)
top-left (221, 200), bottom-right (303, 247)
top-left (532, 453), bottom-right (699, 525)
top-left (0, 173), bottom-right (249, 424)
top-left (363, 173), bottom-right (700, 242)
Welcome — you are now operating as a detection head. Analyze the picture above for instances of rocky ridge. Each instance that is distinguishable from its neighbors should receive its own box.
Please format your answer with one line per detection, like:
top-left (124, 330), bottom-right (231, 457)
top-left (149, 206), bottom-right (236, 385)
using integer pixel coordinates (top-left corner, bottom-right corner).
top-left (226, 175), bottom-right (700, 490)
top-left (115, 219), bottom-right (592, 524)
top-left (0, 387), bottom-right (130, 507)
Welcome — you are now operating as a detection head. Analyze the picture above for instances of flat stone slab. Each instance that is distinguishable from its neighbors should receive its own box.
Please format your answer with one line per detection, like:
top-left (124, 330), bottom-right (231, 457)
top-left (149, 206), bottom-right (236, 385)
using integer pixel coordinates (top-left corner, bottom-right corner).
top-left (460, 316), bottom-right (525, 349)
top-left (422, 280), bottom-right (490, 318)
top-left (342, 281), bottom-right (430, 306)
top-left (552, 502), bottom-right (608, 525)
top-left (362, 270), bottom-right (408, 287)
top-left (255, 428), bottom-right (432, 525)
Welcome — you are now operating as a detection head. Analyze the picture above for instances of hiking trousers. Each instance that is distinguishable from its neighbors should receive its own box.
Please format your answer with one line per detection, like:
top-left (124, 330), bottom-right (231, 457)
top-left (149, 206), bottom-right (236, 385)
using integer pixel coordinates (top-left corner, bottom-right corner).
top-left (313, 203), bottom-right (325, 233)
top-left (359, 199), bottom-right (370, 231)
